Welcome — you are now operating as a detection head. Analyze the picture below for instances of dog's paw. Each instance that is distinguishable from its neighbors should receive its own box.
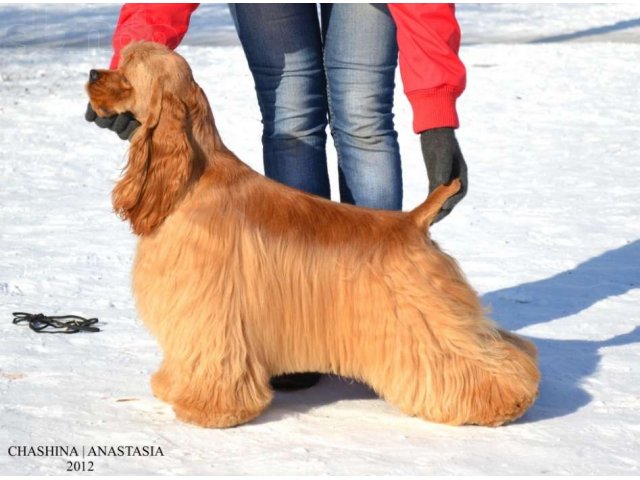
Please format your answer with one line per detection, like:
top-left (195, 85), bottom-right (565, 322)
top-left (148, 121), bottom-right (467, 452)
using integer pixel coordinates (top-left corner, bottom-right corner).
top-left (150, 370), bottom-right (172, 403)
top-left (173, 402), bottom-right (264, 428)
top-left (466, 341), bottom-right (540, 427)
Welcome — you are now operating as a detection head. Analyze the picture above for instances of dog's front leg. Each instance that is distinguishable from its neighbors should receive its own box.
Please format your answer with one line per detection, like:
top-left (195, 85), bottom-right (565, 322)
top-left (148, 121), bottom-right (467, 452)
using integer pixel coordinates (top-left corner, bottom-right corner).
top-left (150, 360), bottom-right (173, 403)
top-left (156, 348), bottom-right (273, 428)
top-left (146, 312), bottom-right (274, 428)
top-left (171, 365), bottom-right (273, 428)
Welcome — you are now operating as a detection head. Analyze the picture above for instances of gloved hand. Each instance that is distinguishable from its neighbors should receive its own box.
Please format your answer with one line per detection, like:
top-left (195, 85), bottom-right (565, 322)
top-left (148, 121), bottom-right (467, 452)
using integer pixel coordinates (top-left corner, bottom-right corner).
top-left (85, 103), bottom-right (140, 140)
top-left (420, 127), bottom-right (468, 223)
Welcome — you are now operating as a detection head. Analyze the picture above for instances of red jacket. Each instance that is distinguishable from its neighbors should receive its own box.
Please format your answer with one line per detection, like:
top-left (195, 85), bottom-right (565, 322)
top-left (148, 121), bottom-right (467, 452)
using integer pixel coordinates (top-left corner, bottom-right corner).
top-left (110, 3), bottom-right (466, 132)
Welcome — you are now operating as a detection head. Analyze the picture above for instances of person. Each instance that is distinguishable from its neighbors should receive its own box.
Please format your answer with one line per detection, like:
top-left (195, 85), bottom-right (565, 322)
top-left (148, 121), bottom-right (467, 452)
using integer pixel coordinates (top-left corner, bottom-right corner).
top-left (86, 3), bottom-right (468, 390)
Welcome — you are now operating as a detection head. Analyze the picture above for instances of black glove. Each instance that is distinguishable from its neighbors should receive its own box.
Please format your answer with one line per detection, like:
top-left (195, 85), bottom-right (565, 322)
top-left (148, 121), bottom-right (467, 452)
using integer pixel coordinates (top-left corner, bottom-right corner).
top-left (85, 103), bottom-right (140, 140)
top-left (420, 127), bottom-right (468, 223)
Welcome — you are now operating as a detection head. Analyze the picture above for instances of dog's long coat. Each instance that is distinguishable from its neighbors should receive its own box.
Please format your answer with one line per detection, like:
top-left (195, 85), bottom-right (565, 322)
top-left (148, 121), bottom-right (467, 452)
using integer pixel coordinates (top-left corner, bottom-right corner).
top-left (87, 42), bottom-right (540, 428)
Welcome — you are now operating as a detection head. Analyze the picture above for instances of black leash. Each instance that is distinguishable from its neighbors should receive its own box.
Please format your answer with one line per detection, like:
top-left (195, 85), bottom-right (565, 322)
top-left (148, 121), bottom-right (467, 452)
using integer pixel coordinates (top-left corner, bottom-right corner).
top-left (12, 312), bottom-right (100, 334)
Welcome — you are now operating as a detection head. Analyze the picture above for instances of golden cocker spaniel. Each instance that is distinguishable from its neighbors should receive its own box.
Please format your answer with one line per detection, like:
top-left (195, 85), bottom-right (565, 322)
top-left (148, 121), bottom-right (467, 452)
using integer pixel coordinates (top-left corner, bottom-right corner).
top-left (86, 42), bottom-right (539, 428)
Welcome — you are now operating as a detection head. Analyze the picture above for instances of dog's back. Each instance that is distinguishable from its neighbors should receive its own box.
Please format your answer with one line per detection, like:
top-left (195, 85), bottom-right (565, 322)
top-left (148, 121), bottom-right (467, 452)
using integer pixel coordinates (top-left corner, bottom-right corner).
top-left (229, 171), bottom-right (462, 249)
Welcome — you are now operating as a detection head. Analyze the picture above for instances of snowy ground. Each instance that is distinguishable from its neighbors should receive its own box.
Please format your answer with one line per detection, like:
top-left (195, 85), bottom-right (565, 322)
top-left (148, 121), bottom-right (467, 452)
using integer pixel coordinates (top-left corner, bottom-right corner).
top-left (1, 4), bottom-right (639, 476)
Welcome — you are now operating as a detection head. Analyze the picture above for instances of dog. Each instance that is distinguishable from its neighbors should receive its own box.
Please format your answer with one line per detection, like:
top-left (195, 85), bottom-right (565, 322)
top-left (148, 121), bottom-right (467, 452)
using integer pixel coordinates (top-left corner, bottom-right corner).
top-left (86, 41), bottom-right (539, 428)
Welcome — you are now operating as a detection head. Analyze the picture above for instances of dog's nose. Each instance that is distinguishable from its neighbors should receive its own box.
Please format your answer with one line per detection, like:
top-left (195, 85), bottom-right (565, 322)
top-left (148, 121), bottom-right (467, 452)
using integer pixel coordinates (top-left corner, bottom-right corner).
top-left (89, 69), bottom-right (100, 83)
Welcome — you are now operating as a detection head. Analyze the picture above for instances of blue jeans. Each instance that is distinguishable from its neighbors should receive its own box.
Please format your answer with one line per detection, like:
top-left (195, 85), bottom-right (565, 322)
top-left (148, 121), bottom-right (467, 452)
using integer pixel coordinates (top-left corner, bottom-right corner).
top-left (229, 4), bottom-right (402, 210)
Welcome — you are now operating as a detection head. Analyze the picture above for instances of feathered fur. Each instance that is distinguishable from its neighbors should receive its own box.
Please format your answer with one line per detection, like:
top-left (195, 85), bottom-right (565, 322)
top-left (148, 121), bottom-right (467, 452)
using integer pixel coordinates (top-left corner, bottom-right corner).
top-left (86, 42), bottom-right (540, 428)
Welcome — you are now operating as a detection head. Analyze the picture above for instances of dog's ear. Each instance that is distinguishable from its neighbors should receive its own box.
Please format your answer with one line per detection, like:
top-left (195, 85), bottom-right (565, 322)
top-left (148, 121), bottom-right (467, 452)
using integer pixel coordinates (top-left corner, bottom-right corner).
top-left (112, 88), bottom-right (194, 236)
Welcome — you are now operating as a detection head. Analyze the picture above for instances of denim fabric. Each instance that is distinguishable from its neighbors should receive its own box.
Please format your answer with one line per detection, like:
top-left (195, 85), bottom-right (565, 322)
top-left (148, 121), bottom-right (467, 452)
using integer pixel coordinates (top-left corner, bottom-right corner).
top-left (229, 3), bottom-right (402, 210)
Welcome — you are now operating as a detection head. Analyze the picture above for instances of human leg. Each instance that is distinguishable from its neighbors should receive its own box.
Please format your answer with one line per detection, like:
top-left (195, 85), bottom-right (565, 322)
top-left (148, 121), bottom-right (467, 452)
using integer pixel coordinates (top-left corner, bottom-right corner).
top-left (322, 3), bottom-right (402, 210)
top-left (229, 4), bottom-right (331, 198)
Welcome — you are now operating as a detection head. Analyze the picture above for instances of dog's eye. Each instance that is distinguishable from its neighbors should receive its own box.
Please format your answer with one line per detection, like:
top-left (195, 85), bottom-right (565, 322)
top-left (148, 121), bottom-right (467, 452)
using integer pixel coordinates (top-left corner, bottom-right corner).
top-left (121, 76), bottom-right (131, 88)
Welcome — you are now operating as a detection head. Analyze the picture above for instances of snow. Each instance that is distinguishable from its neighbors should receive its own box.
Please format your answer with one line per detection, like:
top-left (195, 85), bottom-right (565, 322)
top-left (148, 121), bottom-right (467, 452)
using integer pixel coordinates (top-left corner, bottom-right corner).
top-left (1, 3), bottom-right (640, 476)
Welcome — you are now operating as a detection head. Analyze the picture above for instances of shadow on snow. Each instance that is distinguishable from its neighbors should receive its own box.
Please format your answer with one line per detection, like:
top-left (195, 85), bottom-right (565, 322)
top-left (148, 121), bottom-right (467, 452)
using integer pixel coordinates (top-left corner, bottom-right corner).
top-left (529, 17), bottom-right (640, 43)
top-left (485, 239), bottom-right (640, 423)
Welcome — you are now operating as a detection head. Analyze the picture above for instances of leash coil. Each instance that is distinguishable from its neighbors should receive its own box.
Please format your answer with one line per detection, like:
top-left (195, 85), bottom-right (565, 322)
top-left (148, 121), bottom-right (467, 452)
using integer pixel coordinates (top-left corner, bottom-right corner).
top-left (12, 312), bottom-right (100, 334)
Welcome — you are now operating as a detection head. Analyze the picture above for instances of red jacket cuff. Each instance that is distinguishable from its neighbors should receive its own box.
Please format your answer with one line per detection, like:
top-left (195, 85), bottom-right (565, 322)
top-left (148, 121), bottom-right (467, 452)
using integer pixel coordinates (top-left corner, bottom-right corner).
top-left (407, 88), bottom-right (461, 133)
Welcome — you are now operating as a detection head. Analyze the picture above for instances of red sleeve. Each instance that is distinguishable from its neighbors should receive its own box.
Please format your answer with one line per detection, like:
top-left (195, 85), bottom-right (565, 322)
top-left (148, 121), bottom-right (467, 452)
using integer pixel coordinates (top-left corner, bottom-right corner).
top-left (110, 3), bottom-right (199, 69)
top-left (388, 4), bottom-right (467, 133)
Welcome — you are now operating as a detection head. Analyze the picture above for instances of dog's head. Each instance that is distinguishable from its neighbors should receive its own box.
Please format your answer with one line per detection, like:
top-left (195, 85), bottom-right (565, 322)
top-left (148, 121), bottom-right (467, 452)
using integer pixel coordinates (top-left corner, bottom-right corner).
top-left (86, 41), bottom-right (205, 236)
top-left (86, 41), bottom-right (195, 126)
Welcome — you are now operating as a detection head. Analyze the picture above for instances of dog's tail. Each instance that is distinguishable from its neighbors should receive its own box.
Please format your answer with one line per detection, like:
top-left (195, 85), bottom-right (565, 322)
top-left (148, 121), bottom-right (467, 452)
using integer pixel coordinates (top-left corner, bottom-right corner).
top-left (410, 178), bottom-right (462, 230)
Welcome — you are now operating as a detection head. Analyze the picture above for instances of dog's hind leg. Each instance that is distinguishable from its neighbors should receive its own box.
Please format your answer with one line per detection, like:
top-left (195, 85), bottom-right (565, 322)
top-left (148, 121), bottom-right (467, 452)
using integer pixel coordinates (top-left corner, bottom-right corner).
top-left (497, 328), bottom-right (538, 360)
top-left (353, 251), bottom-right (540, 427)
top-left (362, 306), bottom-right (540, 426)
top-left (378, 312), bottom-right (540, 426)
